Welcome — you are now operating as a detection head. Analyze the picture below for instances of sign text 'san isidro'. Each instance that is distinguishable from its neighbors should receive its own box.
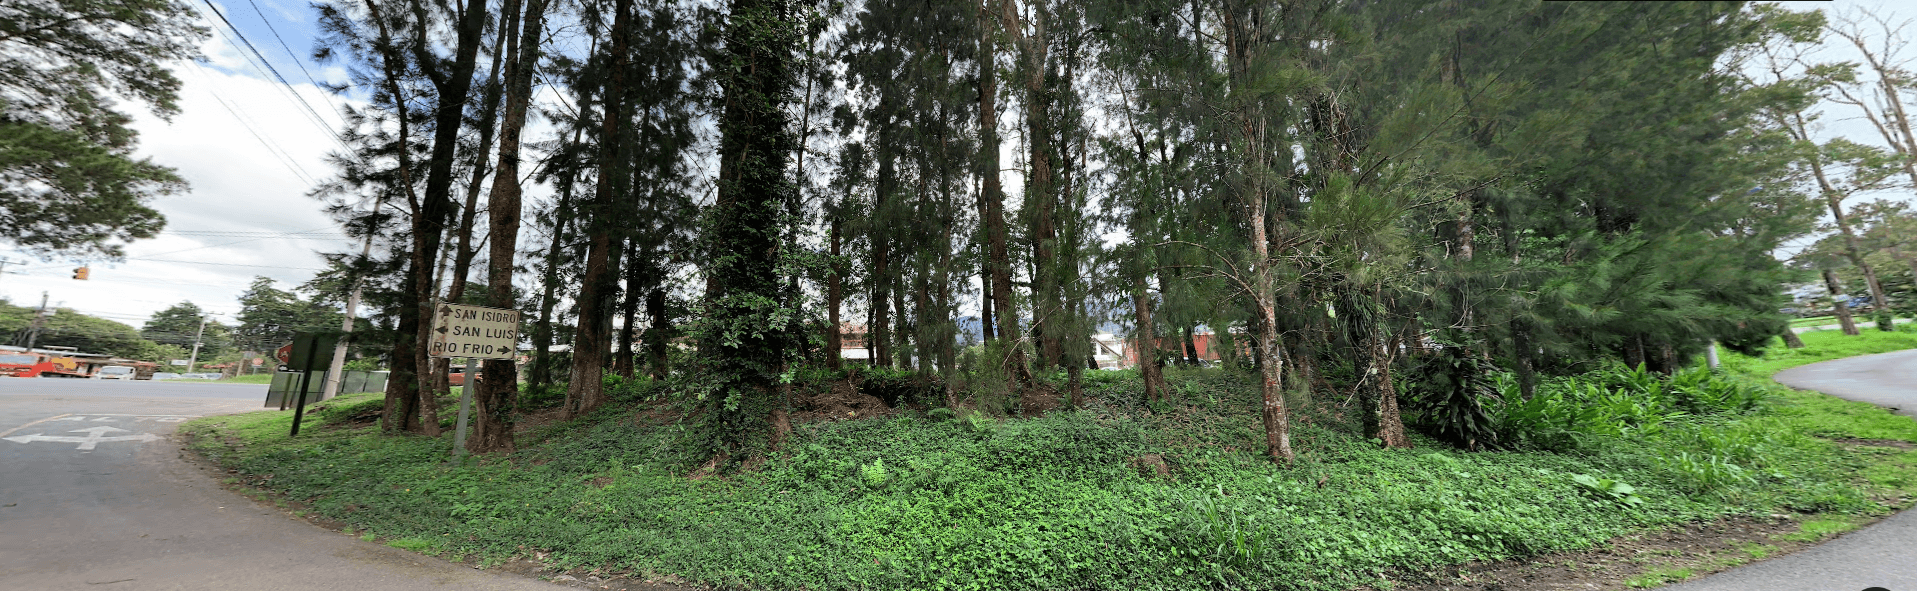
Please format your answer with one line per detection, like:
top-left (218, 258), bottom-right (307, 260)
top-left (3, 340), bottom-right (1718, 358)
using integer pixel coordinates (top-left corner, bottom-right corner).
top-left (429, 303), bottom-right (520, 360)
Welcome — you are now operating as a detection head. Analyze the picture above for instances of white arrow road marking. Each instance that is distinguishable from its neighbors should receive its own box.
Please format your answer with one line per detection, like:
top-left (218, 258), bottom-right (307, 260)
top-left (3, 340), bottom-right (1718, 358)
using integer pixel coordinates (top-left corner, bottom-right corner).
top-left (3, 426), bottom-right (162, 450)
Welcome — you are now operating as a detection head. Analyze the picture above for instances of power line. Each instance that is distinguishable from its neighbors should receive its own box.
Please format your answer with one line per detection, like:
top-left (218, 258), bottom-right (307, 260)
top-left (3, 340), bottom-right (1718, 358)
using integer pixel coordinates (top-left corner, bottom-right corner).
top-left (197, 0), bottom-right (351, 155)
top-left (185, 62), bottom-right (320, 185)
top-left (243, 0), bottom-right (331, 96)
top-left (126, 259), bottom-right (327, 271)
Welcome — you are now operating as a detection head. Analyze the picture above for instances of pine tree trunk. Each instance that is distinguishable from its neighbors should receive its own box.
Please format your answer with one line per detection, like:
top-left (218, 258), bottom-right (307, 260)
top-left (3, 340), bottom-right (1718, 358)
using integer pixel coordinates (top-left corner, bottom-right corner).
top-left (1512, 318), bottom-right (1537, 399)
top-left (1183, 324), bottom-right (1198, 366)
top-left (360, 0), bottom-right (475, 436)
top-left (616, 241), bottom-right (641, 379)
top-left (826, 220), bottom-right (843, 370)
top-left (979, 0), bottom-right (1027, 387)
top-left (1781, 327), bottom-right (1806, 349)
top-left (444, 22), bottom-right (508, 309)
top-left (1825, 269), bottom-right (1861, 336)
top-left (567, 0), bottom-right (634, 417)
top-left (394, 0), bottom-right (488, 437)
top-left (1000, 0), bottom-right (1058, 371)
top-left (471, 0), bottom-right (548, 454)
top-left (872, 133), bottom-right (895, 369)
top-left (1803, 115), bottom-right (1893, 330)
top-left (529, 189), bottom-right (572, 393)
top-left (1372, 332), bottom-right (1410, 448)
top-left (1256, 299), bottom-right (1293, 463)
top-left (645, 288), bottom-right (670, 379)
top-left (1134, 287), bottom-right (1163, 402)
top-left (893, 287), bottom-right (911, 368)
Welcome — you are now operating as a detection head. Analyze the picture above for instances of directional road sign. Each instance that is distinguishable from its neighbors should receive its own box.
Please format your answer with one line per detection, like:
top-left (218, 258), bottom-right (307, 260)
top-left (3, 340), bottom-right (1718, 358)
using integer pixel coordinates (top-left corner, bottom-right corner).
top-left (429, 302), bottom-right (520, 360)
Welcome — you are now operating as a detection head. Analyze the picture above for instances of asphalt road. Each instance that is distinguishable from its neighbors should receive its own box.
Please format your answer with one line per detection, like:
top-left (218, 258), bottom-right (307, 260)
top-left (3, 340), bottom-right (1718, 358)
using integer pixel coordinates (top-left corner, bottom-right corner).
top-left (1666, 348), bottom-right (1917, 591)
top-left (0, 377), bottom-right (563, 591)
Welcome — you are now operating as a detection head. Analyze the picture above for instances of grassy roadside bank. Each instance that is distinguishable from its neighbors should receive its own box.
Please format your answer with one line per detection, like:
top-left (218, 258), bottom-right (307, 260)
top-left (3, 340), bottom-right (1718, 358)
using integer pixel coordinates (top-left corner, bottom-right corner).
top-left (180, 330), bottom-right (1917, 591)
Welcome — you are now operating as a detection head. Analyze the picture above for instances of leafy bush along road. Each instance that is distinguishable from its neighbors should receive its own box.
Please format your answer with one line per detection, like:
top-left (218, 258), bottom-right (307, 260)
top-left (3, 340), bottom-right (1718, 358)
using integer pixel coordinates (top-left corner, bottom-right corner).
top-left (180, 329), bottom-right (1917, 591)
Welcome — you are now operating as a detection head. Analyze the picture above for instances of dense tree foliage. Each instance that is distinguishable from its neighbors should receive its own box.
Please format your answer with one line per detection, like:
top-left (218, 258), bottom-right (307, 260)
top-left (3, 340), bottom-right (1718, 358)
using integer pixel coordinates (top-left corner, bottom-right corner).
top-left (233, 277), bottom-right (341, 353)
top-left (0, 0), bottom-right (203, 257)
top-left (142, 300), bottom-right (233, 358)
top-left (285, 0), bottom-right (1915, 465)
top-left (2, 299), bottom-right (176, 360)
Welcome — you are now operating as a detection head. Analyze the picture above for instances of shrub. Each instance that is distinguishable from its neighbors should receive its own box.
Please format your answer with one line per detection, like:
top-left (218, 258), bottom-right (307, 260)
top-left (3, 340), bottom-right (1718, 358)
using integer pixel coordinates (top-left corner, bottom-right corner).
top-left (1404, 345), bottom-right (1502, 450)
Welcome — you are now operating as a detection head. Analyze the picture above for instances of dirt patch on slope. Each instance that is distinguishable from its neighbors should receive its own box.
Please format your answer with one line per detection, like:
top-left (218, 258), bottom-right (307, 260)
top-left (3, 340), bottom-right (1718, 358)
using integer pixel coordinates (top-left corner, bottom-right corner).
top-left (1833, 438), bottom-right (1917, 450)
top-left (792, 379), bottom-right (895, 422)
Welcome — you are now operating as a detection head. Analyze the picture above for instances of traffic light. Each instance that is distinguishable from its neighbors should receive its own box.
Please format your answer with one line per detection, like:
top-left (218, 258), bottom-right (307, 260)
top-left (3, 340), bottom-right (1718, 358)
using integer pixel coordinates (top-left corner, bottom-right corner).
top-left (72, 266), bottom-right (89, 280)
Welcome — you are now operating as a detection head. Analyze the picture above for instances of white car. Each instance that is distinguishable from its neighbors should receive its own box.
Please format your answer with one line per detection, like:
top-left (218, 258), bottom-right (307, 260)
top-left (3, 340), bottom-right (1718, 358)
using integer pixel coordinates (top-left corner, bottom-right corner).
top-left (95, 366), bottom-right (135, 380)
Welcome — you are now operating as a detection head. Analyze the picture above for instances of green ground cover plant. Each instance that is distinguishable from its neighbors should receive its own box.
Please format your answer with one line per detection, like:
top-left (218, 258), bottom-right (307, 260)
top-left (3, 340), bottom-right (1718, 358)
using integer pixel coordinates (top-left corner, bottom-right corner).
top-left (1720, 324), bottom-right (1917, 377)
top-left (180, 335), bottom-right (1917, 591)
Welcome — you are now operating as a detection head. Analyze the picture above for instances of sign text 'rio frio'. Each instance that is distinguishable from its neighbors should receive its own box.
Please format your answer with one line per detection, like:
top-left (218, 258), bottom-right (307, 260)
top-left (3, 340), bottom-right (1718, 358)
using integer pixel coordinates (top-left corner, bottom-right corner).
top-left (428, 303), bottom-right (520, 360)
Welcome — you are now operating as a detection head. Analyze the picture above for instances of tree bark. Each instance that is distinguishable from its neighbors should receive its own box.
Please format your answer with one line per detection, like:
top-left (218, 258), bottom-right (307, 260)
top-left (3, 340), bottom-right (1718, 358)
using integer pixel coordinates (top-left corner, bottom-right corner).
top-left (871, 128), bottom-right (895, 369)
top-left (529, 186), bottom-right (573, 394)
top-left (1134, 288), bottom-right (1163, 402)
top-left (1824, 268), bottom-right (1861, 336)
top-left (1371, 332), bottom-right (1410, 448)
top-left (998, 0), bottom-right (1060, 372)
top-left (566, 0), bottom-right (634, 417)
top-left (826, 217), bottom-right (843, 370)
top-left (978, 0), bottom-right (1028, 387)
top-left (377, 0), bottom-right (488, 437)
top-left (471, 0), bottom-right (548, 454)
top-left (1182, 324), bottom-right (1198, 366)
top-left (1781, 327), bottom-right (1806, 348)
top-left (644, 288), bottom-right (670, 378)
top-left (1799, 111), bottom-right (1892, 330)
top-left (616, 240), bottom-right (641, 379)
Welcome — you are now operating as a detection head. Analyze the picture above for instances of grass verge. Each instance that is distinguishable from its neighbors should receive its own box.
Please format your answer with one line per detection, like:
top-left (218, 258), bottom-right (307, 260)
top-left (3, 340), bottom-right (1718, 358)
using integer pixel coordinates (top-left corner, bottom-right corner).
top-left (169, 373), bottom-right (275, 384)
top-left (180, 333), bottom-right (1917, 591)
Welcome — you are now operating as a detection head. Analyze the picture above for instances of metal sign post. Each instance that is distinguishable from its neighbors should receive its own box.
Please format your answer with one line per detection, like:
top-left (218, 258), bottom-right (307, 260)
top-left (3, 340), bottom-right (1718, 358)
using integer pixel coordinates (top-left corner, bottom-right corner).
top-left (452, 357), bottom-right (473, 459)
top-left (286, 332), bottom-right (342, 437)
top-left (428, 302), bottom-right (520, 458)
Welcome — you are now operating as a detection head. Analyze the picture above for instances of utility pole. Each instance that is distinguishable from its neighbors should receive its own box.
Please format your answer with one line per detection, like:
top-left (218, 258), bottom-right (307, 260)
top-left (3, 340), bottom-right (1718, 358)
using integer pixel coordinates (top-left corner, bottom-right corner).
top-left (185, 316), bottom-right (208, 373)
top-left (25, 291), bottom-right (49, 349)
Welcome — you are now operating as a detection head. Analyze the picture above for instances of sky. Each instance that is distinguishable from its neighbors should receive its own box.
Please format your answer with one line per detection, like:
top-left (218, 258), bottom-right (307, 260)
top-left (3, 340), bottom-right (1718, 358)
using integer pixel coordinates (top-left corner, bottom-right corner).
top-left (1, 0), bottom-right (352, 328)
top-left (0, 0), bottom-right (1909, 332)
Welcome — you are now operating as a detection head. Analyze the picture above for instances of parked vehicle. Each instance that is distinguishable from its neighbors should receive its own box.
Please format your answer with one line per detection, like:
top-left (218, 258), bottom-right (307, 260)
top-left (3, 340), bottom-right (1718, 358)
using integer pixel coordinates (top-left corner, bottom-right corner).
top-left (95, 366), bottom-right (135, 380)
top-left (0, 351), bottom-right (88, 378)
top-left (149, 372), bottom-right (183, 380)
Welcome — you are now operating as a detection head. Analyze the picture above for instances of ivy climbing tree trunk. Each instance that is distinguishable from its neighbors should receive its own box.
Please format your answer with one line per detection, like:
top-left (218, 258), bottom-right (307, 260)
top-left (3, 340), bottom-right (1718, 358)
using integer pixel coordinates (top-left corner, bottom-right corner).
top-left (697, 0), bottom-right (801, 467)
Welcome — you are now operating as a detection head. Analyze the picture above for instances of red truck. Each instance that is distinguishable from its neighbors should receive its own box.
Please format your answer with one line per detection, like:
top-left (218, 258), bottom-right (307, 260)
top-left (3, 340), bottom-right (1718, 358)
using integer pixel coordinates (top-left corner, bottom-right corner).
top-left (0, 351), bottom-right (89, 378)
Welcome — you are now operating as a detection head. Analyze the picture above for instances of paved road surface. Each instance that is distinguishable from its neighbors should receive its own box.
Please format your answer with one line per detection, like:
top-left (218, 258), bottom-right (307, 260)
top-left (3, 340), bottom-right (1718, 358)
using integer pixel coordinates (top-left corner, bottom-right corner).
top-left (1791, 317), bottom-right (1914, 335)
top-left (1775, 349), bottom-right (1917, 418)
top-left (0, 378), bottom-right (562, 591)
top-left (1666, 348), bottom-right (1917, 591)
